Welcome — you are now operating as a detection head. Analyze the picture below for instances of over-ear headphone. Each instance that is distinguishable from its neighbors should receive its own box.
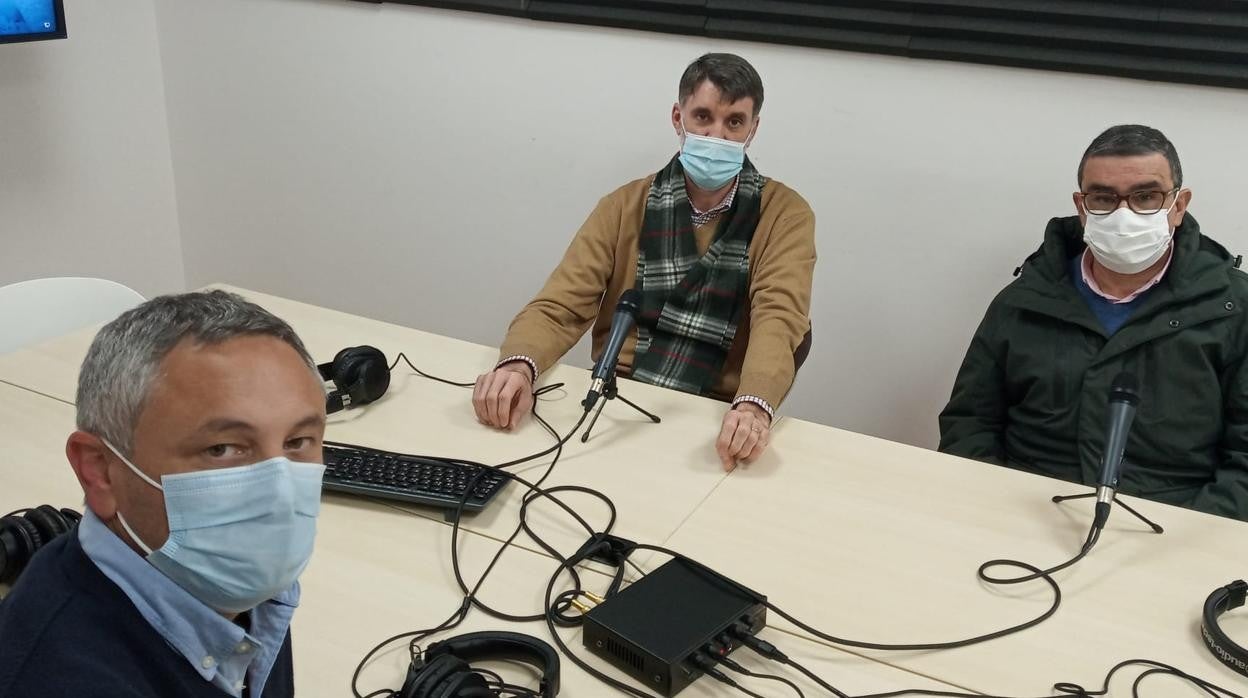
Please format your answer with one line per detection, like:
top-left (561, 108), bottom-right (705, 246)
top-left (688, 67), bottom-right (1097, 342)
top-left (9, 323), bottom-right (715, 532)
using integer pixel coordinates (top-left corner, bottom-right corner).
top-left (1201, 579), bottom-right (1248, 678)
top-left (0, 506), bottom-right (83, 584)
top-left (399, 631), bottom-right (560, 698)
top-left (318, 346), bottom-right (391, 415)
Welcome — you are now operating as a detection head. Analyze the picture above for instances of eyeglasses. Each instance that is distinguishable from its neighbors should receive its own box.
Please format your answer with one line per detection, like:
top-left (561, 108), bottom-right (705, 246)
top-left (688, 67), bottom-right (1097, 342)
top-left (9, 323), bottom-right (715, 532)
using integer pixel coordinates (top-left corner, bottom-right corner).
top-left (1078, 188), bottom-right (1179, 215)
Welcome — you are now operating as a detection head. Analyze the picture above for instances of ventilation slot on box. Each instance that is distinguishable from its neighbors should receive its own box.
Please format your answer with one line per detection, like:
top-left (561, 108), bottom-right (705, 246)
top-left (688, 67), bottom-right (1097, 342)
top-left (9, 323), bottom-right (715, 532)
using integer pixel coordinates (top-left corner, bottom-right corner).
top-left (605, 637), bottom-right (644, 673)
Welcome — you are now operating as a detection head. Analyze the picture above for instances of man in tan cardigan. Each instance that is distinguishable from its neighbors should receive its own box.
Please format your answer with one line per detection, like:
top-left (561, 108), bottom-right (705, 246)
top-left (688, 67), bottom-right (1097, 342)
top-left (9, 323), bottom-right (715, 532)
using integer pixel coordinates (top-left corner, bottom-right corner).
top-left (472, 53), bottom-right (816, 470)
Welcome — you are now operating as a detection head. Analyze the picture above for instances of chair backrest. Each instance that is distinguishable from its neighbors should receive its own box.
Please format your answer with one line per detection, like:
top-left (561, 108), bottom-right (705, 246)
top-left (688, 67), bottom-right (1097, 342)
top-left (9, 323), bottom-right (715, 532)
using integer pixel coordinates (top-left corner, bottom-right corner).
top-left (0, 277), bottom-right (145, 355)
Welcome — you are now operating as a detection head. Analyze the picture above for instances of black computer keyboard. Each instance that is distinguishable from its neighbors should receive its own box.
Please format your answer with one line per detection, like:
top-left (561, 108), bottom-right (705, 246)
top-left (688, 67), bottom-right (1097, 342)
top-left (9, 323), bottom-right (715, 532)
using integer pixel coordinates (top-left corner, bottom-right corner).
top-left (322, 444), bottom-right (508, 516)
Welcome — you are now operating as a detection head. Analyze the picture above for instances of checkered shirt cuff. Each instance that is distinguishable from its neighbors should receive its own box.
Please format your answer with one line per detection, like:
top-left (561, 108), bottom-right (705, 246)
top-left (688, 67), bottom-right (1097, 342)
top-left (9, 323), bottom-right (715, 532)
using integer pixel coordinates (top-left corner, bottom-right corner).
top-left (497, 355), bottom-right (538, 382)
top-left (732, 395), bottom-right (775, 422)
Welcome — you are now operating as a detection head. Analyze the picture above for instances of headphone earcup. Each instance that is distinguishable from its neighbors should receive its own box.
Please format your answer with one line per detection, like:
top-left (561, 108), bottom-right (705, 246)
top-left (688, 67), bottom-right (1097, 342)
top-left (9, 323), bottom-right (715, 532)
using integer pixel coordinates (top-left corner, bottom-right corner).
top-left (329, 346), bottom-right (359, 391)
top-left (58, 508), bottom-right (83, 526)
top-left (26, 505), bottom-right (70, 540)
top-left (332, 345), bottom-right (390, 406)
top-left (432, 671), bottom-right (490, 698)
top-left (401, 655), bottom-right (471, 698)
top-left (0, 515), bottom-right (44, 583)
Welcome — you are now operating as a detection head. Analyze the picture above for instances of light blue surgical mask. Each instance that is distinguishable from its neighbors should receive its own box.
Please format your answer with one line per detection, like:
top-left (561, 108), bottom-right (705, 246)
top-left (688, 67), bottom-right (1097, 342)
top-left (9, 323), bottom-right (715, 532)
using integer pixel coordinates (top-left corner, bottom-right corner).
top-left (104, 440), bottom-right (325, 613)
top-left (678, 128), bottom-right (746, 191)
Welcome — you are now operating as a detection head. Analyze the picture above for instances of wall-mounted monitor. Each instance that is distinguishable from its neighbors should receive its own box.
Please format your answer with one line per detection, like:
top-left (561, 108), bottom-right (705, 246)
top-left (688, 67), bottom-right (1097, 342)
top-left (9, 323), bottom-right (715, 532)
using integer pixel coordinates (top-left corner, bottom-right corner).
top-left (1, 0), bottom-right (67, 45)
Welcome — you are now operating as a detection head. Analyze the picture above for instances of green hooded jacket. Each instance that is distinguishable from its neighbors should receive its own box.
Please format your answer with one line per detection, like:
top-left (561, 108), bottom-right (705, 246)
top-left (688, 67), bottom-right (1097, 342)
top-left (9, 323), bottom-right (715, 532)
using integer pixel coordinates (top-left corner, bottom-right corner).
top-left (939, 214), bottom-right (1248, 521)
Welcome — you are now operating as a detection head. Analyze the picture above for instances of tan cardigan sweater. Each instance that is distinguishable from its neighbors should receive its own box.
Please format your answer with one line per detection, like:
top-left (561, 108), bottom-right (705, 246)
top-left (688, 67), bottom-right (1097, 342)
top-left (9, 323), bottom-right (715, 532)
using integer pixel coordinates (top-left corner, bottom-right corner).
top-left (498, 174), bottom-right (816, 408)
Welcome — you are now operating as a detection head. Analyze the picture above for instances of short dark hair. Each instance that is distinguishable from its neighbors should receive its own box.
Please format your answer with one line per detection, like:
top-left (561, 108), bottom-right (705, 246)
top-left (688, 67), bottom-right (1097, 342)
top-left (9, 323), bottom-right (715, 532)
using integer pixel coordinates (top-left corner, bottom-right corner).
top-left (678, 53), bottom-right (764, 116)
top-left (1077, 124), bottom-right (1183, 188)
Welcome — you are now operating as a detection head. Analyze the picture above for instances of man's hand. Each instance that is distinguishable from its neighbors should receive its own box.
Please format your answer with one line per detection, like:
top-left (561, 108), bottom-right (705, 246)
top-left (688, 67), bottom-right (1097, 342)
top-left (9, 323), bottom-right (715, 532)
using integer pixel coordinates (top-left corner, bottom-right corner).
top-left (716, 402), bottom-right (772, 471)
top-left (473, 362), bottom-right (535, 430)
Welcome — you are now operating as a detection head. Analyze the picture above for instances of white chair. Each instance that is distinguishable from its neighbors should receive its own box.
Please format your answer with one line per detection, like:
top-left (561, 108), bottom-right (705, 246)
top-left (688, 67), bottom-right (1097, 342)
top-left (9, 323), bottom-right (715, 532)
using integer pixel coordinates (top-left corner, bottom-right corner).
top-left (0, 277), bottom-right (146, 354)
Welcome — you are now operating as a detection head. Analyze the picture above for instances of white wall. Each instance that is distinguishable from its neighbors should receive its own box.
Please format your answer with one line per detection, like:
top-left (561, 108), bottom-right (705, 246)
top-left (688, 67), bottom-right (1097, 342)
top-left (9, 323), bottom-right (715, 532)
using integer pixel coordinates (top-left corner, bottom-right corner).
top-left (150, 0), bottom-right (1248, 448)
top-left (0, 0), bottom-right (183, 298)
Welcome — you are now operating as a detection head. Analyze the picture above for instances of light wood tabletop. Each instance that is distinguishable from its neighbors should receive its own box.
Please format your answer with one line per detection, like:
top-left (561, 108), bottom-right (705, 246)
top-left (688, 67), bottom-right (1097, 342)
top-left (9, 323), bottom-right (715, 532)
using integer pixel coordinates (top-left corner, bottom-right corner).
top-left (2, 285), bottom-right (1244, 697)
top-left (0, 380), bottom-right (961, 697)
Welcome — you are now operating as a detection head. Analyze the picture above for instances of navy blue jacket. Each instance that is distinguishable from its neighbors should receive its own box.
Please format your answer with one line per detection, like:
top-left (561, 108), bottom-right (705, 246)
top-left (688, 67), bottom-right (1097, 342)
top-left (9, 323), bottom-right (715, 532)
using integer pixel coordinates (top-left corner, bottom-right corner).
top-left (0, 529), bottom-right (295, 697)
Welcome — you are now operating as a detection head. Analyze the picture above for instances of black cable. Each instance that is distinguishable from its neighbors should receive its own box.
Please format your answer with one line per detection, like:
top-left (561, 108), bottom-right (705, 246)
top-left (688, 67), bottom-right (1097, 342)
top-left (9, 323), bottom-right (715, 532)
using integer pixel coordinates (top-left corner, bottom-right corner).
top-left (447, 401), bottom-right (601, 622)
top-left (848, 659), bottom-right (1245, 698)
top-left (1129, 668), bottom-right (1216, 698)
top-left (349, 379), bottom-right (603, 696)
top-left (350, 599), bottom-right (471, 698)
top-left (541, 540), bottom-right (663, 698)
top-left (351, 361), bottom-right (1239, 698)
top-left (717, 654), bottom-right (806, 698)
top-left (604, 535), bottom-right (1073, 652)
top-left (758, 649), bottom-right (848, 698)
top-left (691, 653), bottom-right (770, 698)
top-left (777, 656), bottom-right (848, 698)
top-left (728, 683), bottom-right (771, 698)
top-left (389, 352), bottom-right (476, 387)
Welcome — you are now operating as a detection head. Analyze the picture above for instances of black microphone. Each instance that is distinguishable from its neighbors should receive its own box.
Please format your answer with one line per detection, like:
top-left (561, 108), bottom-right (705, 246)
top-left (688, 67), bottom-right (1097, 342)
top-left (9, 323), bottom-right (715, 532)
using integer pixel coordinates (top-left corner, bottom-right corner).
top-left (1094, 372), bottom-right (1139, 527)
top-left (583, 290), bottom-right (641, 410)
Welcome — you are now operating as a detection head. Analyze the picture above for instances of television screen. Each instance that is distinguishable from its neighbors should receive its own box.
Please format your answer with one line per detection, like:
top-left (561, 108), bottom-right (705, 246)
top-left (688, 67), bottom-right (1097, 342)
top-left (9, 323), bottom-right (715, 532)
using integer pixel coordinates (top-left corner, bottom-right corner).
top-left (0, 0), bottom-right (66, 44)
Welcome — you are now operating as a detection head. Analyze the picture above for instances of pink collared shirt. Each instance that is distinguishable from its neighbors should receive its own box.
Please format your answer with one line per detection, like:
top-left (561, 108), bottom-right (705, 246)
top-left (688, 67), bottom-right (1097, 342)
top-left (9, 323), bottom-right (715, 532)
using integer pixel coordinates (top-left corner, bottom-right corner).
top-left (1080, 249), bottom-right (1173, 304)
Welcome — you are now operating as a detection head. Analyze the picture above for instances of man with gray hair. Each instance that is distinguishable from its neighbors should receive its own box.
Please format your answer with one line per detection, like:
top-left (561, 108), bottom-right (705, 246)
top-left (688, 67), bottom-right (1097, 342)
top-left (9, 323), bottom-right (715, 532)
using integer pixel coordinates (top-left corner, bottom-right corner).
top-left (472, 53), bottom-right (816, 471)
top-left (940, 124), bottom-right (1248, 521)
top-left (0, 290), bottom-right (327, 697)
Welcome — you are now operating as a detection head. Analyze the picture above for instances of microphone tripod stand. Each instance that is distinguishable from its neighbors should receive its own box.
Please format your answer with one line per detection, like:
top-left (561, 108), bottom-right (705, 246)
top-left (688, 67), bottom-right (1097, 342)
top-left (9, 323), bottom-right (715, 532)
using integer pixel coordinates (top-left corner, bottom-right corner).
top-left (1051, 490), bottom-right (1165, 534)
top-left (580, 375), bottom-right (661, 443)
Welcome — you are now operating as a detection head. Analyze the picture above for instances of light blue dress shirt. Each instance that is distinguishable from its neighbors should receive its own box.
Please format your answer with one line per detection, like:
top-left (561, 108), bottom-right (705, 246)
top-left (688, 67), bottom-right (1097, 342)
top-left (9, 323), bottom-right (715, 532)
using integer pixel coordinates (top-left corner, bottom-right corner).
top-left (78, 509), bottom-right (299, 697)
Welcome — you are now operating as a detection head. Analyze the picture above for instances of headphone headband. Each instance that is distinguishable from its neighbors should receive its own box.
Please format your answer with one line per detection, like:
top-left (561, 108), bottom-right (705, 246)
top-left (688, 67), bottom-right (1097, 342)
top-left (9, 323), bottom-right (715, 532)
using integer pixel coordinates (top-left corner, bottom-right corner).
top-left (1201, 580), bottom-right (1248, 678)
top-left (418, 631), bottom-right (560, 698)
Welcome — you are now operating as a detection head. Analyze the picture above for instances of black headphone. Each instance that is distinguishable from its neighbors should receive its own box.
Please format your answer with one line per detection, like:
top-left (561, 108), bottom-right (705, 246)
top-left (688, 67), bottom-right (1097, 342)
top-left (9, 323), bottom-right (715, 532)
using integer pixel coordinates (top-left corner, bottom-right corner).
top-left (399, 631), bottom-right (560, 698)
top-left (1201, 580), bottom-right (1248, 678)
top-left (318, 346), bottom-right (391, 414)
top-left (0, 506), bottom-right (83, 584)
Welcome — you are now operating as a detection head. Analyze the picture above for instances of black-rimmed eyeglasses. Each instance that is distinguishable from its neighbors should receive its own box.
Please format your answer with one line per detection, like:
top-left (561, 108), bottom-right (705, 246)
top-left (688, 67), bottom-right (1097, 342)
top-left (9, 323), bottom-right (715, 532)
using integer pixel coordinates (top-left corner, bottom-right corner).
top-left (1078, 188), bottom-right (1179, 215)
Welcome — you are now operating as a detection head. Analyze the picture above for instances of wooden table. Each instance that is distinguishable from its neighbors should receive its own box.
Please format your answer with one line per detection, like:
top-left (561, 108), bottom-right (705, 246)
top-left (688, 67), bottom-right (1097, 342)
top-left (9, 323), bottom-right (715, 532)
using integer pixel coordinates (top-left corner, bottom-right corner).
top-left (0, 381), bottom-right (956, 697)
top-left (2, 285), bottom-right (1245, 697)
top-left (658, 416), bottom-right (1248, 695)
top-left (0, 286), bottom-right (735, 567)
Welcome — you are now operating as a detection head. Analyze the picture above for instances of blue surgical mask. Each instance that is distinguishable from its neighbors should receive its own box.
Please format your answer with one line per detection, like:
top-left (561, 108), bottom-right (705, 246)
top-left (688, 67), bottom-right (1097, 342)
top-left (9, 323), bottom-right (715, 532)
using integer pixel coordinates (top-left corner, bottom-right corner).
top-left (104, 440), bottom-right (325, 613)
top-left (679, 128), bottom-right (746, 191)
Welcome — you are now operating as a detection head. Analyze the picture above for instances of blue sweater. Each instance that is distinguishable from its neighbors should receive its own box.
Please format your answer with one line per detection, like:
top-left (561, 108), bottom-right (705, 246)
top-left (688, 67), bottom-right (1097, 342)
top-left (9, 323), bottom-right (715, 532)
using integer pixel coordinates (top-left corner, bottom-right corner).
top-left (1070, 255), bottom-right (1155, 335)
top-left (0, 528), bottom-right (295, 698)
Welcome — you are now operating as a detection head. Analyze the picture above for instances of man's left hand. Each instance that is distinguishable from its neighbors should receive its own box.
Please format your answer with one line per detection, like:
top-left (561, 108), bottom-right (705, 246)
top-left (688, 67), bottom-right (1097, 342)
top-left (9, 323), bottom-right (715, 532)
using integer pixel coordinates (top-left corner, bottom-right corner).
top-left (716, 402), bottom-right (771, 471)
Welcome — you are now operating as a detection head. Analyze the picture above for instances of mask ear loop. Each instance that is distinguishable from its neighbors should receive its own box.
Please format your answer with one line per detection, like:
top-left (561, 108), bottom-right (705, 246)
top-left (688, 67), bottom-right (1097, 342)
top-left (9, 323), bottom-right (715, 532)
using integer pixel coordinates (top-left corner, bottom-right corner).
top-left (101, 439), bottom-right (162, 556)
top-left (102, 439), bottom-right (164, 490)
top-left (115, 510), bottom-right (155, 556)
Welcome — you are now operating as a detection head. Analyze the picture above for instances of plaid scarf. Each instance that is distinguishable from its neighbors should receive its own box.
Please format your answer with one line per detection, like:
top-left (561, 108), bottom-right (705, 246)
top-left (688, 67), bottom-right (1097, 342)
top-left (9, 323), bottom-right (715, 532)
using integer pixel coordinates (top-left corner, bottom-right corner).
top-left (631, 154), bottom-right (762, 395)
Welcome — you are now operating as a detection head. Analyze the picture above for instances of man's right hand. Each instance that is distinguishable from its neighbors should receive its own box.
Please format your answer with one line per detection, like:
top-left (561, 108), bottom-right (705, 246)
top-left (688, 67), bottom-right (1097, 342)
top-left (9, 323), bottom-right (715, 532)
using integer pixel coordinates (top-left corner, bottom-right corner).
top-left (472, 362), bottom-right (535, 430)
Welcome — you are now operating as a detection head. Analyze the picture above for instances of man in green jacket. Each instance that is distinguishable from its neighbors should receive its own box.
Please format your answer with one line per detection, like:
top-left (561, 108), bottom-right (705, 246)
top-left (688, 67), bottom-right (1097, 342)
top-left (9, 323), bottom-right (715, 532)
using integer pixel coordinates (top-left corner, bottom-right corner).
top-left (939, 124), bottom-right (1248, 522)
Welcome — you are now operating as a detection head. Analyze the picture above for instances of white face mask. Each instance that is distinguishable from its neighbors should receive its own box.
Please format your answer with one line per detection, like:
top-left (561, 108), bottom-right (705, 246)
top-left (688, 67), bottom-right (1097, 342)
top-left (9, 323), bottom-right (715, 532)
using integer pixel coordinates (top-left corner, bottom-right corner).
top-left (1082, 206), bottom-right (1174, 275)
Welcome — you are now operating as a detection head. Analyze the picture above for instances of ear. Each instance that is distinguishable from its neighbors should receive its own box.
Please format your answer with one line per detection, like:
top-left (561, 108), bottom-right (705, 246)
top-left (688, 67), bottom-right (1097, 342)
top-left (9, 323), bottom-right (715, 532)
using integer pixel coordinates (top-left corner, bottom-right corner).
top-left (66, 431), bottom-right (119, 519)
top-left (1072, 192), bottom-right (1087, 227)
top-left (1170, 188), bottom-right (1192, 229)
top-left (671, 102), bottom-right (683, 138)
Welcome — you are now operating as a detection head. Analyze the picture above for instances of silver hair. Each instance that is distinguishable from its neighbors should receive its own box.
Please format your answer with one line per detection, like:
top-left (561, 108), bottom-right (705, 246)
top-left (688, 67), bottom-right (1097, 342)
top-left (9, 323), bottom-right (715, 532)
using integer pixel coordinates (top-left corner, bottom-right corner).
top-left (75, 289), bottom-right (318, 454)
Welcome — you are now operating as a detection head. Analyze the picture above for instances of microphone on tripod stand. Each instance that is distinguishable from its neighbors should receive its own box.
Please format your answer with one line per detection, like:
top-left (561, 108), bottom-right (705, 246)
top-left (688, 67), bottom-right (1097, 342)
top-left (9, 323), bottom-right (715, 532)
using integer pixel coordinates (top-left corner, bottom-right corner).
top-left (1051, 371), bottom-right (1162, 534)
top-left (583, 290), bottom-right (641, 411)
top-left (1093, 372), bottom-right (1139, 530)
